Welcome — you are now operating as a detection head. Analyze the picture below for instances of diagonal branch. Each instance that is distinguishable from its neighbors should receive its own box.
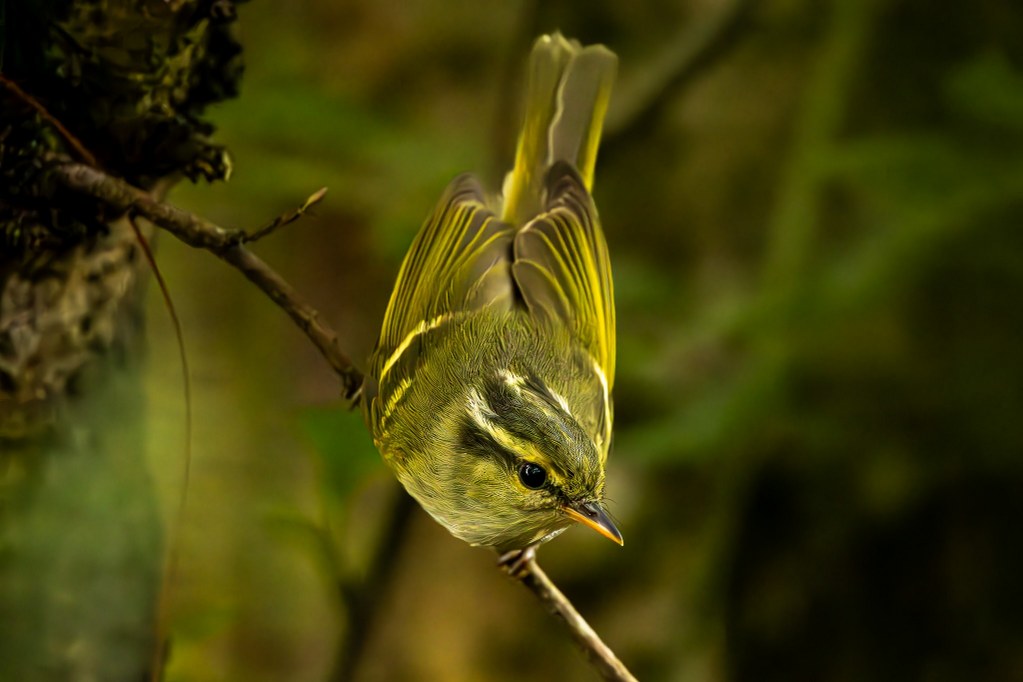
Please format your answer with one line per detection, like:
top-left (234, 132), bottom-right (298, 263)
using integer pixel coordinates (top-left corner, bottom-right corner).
top-left (50, 162), bottom-right (365, 399)
top-left (517, 559), bottom-right (638, 682)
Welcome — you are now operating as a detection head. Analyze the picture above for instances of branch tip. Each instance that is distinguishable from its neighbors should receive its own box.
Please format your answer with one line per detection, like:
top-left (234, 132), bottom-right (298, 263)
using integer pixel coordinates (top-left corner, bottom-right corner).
top-left (245, 186), bottom-right (329, 243)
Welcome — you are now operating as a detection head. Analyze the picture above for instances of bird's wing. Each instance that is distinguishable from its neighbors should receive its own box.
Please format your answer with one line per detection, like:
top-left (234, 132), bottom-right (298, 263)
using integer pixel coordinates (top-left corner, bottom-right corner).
top-left (512, 161), bottom-right (616, 390)
top-left (372, 174), bottom-right (514, 383)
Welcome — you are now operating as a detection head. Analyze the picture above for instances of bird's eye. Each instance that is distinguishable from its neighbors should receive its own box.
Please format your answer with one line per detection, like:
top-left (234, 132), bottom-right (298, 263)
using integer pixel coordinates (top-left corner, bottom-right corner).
top-left (518, 462), bottom-right (547, 489)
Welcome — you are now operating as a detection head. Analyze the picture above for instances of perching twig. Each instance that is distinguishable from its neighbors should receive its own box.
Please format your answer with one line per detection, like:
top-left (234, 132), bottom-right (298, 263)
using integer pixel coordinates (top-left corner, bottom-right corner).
top-left (517, 559), bottom-right (638, 682)
top-left (50, 162), bottom-right (365, 399)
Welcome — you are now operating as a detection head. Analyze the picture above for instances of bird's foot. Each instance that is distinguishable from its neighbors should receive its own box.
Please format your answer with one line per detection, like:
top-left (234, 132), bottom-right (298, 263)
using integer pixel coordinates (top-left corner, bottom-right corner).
top-left (498, 545), bottom-right (537, 579)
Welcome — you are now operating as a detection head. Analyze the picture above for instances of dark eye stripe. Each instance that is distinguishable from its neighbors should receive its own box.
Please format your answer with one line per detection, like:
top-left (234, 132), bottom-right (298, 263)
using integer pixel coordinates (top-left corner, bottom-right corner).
top-left (458, 417), bottom-right (517, 467)
top-left (484, 378), bottom-right (571, 443)
top-left (458, 417), bottom-right (563, 496)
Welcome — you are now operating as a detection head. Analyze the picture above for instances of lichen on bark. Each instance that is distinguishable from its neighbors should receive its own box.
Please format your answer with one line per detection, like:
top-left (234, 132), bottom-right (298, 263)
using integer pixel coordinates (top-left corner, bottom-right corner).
top-left (0, 2), bottom-right (246, 679)
top-left (1, 0), bottom-right (245, 436)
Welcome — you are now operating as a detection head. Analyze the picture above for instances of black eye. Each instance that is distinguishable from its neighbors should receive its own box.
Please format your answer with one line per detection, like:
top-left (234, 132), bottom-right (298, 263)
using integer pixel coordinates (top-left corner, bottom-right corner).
top-left (518, 462), bottom-right (547, 489)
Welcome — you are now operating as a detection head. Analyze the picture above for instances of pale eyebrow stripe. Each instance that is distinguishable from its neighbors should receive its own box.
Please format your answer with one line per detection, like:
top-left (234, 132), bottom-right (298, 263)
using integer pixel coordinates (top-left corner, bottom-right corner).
top-left (466, 386), bottom-right (494, 430)
top-left (501, 368), bottom-right (574, 419)
top-left (466, 386), bottom-right (546, 464)
top-left (497, 368), bottom-right (525, 390)
top-left (379, 313), bottom-right (454, 381)
top-left (546, 385), bottom-right (573, 417)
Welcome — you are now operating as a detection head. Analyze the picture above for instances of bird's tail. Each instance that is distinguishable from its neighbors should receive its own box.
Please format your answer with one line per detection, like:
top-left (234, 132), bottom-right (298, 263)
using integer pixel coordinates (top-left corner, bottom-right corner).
top-left (501, 33), bottom-right (617, 226)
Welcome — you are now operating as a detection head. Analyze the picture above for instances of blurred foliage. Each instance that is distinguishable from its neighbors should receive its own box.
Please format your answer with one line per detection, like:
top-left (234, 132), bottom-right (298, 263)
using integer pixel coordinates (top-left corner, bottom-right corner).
top-left (0, 363), bottom-right (160, 680)
top-left (301, 405), bottom-right (379, 504)
top-left (101, 0), bottom-right (1023, 680)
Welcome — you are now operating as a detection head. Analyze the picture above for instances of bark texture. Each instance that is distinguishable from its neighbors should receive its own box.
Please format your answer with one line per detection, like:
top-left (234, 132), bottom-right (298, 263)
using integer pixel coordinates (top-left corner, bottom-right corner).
top-left (0, 2), bottom-right (244, 678)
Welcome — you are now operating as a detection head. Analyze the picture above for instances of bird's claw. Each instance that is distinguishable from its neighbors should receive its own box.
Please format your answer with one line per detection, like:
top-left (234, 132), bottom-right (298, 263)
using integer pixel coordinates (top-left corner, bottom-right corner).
top-left (498, 546), bottom-right (537, 579)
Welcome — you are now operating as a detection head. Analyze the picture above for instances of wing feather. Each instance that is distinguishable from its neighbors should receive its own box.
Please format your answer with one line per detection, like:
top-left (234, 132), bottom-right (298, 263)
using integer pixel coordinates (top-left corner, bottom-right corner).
top-left (512, 162), bottom-right (616, 387)
top-left (375, 175), bottom-right (514, 377)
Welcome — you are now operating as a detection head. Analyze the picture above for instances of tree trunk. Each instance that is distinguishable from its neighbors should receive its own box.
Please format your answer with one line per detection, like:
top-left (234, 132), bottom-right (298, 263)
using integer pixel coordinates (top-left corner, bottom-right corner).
top-left (0, 215), bottom-right (158, 680)
top-left (0, 2), bottom-right (243, 678)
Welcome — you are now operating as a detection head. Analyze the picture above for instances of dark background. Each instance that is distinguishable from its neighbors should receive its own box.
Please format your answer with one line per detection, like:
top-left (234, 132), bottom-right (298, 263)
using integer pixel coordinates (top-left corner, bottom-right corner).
top-left (137, 0), bottom-right (1023, 679)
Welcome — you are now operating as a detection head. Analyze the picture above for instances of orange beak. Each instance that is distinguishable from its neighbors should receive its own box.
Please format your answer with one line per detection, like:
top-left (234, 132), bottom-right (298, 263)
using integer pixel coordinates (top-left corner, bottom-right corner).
top-left (563, 501), bottom-right (623, 546)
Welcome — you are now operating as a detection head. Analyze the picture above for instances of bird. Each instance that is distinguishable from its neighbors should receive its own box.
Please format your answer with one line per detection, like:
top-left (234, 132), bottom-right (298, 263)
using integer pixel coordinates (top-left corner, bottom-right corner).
top-left (362, 33), bottom-right (620, 567)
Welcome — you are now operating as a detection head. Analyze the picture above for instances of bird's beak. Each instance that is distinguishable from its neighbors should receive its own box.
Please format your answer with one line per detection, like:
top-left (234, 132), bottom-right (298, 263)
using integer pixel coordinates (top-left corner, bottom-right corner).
top-left (563, 501), bottom-right (623, 546)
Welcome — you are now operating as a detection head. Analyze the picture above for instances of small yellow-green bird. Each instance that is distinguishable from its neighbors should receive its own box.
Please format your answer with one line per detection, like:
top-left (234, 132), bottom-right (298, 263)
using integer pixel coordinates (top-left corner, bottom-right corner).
top-left (362, 33), bottom-right (620, 560)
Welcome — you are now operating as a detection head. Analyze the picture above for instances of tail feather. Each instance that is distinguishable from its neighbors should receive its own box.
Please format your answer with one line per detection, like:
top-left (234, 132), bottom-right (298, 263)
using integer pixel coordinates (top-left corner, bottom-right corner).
top-left (501, 33), bottom-right (617, 226)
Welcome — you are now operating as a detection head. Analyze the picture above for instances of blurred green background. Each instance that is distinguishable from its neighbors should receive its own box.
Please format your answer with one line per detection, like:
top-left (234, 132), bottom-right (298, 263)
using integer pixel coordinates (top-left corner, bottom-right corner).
top-left (142, 0), bottom-right (1023, 680)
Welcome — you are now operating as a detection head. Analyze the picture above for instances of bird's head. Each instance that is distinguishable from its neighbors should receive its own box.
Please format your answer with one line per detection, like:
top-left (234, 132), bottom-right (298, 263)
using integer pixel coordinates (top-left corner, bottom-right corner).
top-left (415, 368), bottom-right (620, 553)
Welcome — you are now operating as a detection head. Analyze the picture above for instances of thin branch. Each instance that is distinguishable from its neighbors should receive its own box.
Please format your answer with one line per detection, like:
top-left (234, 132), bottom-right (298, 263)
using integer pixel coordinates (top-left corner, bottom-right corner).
top-left (516, 559), bottom-right (638, 682)
top-left (50, 162), bottom-right (365, 399)
top-left (0, 73), bottom-right (99, 167)
top-left (245, 187), bottom-right (328, 243)
top-left (128, 214), bottom-right (194, 682)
